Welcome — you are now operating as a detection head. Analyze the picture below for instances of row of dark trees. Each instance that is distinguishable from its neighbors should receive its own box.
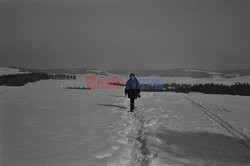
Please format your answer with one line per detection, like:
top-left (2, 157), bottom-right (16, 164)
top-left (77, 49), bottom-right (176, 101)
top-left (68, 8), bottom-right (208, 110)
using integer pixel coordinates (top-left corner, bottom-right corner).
top-left (108, 82), bottom-right (126, 86)
top-left (66, 86), bottom-right (91, 90)
top-left (108, 82), bottom-right (250, 96)
top-left (1, 73), bottom-right (250, 96)
top-left (141, 82), bottom-right (250, 96)
top-left (0, 73), bottom-right (76, 86)
top-left (50, 74), bottom-right (76, 80)
top-left (0, 73), bottom-right (51, 86)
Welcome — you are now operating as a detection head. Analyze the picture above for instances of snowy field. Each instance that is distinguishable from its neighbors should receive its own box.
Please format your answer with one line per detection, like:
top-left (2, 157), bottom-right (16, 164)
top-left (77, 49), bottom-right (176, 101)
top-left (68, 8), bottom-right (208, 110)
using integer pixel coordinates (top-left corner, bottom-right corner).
top-left (0, 67), bottom-right (30, 76)
top-left (1, 74), bottom-right (250, 166)
top-left (139, 75), bottom-right (250, 85)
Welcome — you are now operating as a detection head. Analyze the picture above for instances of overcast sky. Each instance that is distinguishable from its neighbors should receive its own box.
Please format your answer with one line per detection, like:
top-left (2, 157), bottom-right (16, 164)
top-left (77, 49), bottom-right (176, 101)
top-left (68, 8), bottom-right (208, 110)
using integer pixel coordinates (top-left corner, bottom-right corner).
top-left (1, 0), bottom-right (250, 70)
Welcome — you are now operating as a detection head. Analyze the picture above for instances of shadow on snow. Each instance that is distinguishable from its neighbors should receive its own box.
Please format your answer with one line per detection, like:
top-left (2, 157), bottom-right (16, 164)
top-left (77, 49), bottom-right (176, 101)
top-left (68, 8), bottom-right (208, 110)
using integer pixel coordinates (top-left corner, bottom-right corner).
top-left (151, 128), bottom-right (250, 165)
top-left (97, 103), bottom-right (127, 110)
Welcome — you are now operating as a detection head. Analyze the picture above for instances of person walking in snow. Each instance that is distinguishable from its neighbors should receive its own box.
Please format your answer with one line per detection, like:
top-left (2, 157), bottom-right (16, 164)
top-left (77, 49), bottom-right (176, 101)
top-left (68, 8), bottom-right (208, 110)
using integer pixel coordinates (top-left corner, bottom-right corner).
top-left (125, 73), bottom-right (141, 112)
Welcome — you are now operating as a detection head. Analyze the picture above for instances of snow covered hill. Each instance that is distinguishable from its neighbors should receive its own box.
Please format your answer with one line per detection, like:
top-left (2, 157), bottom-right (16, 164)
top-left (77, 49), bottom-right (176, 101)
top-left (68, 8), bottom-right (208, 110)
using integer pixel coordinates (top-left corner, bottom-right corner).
top-left (1, 77), bottom-right (250, 166)
top-left (0, 67), bottom-right (30, 76)
top-left (2, 66), bottom-right (250, 85)
top-left (3, 66), bottom-right (250, 85)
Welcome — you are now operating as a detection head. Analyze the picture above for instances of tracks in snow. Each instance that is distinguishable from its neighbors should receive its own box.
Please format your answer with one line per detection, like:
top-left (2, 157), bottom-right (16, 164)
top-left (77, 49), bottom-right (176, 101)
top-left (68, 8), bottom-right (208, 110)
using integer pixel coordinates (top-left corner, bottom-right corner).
top-left (183, 94), bottom-right (250, 150)
top-left (117, 97), bottom-right (155, 166)
top-left (131, 112), bottom-right (152, 166)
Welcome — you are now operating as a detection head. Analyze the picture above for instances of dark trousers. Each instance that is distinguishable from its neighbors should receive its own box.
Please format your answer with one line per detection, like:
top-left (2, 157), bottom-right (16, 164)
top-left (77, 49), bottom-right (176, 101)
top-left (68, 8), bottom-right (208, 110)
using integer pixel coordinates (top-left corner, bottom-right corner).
top-left (130, 97), bottom-right (135, 112)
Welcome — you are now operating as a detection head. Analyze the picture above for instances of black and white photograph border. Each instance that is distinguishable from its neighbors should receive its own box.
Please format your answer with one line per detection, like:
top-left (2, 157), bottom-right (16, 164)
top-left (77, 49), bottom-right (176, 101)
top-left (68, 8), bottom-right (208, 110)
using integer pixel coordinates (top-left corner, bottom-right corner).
top-left (1, 0), bottom-right (250, 166)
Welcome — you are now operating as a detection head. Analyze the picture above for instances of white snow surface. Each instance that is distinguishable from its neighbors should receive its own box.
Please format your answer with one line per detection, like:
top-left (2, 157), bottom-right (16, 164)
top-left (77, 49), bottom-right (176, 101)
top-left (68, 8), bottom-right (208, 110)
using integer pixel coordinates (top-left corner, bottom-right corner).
top-left (1, 75), bottom-right (250, 166)
top-left (0, 67), bottom-right (30, 76)
top-left (139, 76), bottom-right (250, 85)
top-left (184, 69), bottom-right (222, 75)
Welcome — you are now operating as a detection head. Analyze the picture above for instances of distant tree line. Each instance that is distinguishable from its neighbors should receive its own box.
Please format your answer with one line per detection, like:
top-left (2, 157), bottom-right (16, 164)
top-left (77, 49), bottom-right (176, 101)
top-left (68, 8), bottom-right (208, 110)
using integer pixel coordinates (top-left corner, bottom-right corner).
top-left (141, 82), bottom-right (250, 96)
top-left (66, 86), bottom-right (91, 90)
top-left (108, 81), bottom-right (250, 96)
top-left (0, 73), bottom-right (50, 86)
top-left (2, 73), bottom-right (250, 96)
top-left (0, 73), bottom-right (76, 86)
top-left (50, 74), bottom-right (76, 80)
top-left (108, 82), bottom-right (126, 87)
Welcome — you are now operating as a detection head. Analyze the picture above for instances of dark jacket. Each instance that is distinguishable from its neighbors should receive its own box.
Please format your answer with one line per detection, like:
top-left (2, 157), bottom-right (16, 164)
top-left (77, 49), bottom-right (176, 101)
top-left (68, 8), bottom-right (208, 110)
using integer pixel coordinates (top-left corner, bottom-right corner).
top-left (125, 78), bottom-right (141, 99)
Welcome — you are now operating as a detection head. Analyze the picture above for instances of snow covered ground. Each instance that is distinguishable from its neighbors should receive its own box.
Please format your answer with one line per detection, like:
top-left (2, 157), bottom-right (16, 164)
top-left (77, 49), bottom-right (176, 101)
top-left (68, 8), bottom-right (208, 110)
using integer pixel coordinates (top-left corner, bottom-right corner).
top-left (1, 75), bottom-right (250, 166)
top-left (139, 75), bottom-right (250, 85)
top-left (0, 67), bottom-right (30, 76)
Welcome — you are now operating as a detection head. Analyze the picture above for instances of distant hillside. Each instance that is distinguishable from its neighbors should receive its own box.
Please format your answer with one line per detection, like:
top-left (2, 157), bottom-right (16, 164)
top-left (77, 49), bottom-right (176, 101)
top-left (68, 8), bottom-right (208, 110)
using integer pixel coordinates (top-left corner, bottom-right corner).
top-left (0, 67), bottom-right (30, 75)
top-left (215, 69), bottom-right (250, 76)
top-left (7, 67), bottom-right (89, 74)
top-left (108, 69), bottom-right (213, 78)
top-left (107, 68), bottom-right (244, 78)
top-left (2, 67), bottom-right (250, 79)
